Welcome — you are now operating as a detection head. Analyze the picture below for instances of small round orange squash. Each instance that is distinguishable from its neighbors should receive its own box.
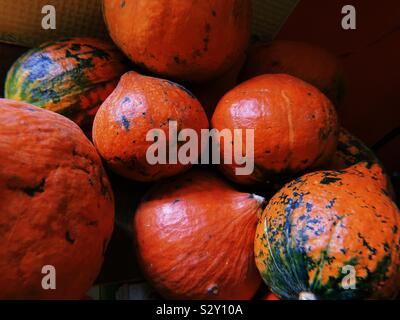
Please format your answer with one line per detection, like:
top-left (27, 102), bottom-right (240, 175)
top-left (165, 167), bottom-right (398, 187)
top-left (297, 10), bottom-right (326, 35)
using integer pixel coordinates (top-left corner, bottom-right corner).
top-left (134, 169), bottom-right (263, 299)
top-left (211, 74), bottom-right (339, 185)
top-left (102, 0), bottom-right (252, 82)
top-left (92, 72), bottom-right (209, 182)
top-left (255, 164), bottom-right (400, 300)
top-left (0, 99), bottom-right (114, 299)
top-left (240, 40), bottom-right (345, 106)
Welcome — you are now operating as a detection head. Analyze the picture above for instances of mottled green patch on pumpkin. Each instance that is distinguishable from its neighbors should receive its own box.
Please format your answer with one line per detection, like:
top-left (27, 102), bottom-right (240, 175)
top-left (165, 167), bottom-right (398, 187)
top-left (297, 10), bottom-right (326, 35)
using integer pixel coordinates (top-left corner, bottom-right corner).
top-left (257, 169), bottom-right (399, 300)
top-left (4, 39), bottom-right (127, 126)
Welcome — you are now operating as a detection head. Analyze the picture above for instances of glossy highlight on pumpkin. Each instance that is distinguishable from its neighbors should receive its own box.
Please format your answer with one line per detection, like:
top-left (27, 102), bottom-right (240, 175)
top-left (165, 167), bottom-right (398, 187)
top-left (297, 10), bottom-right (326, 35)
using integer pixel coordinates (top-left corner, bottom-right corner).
top-left (92, 72), bottom-right (209, 182)
top-left (134, 169), bottom-right (263, 299)
top-left (254, 164), bottom-right (400, 300)
top-left (212, 74), bottom-right (339, 185)
top-left (102, 0), bottom-right (251, 82)
top-left (0, 99), bottom-right (114, 299)
top-left (4, 37), bottom-right (128, 128)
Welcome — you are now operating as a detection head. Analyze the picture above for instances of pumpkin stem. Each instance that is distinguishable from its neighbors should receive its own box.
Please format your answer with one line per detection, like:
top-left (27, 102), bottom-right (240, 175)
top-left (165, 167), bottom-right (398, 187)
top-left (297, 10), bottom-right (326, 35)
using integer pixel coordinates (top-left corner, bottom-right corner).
top-left (299, 292), bottom-right (317, 300)
top-left (252, 194), bottom-right (266, 207)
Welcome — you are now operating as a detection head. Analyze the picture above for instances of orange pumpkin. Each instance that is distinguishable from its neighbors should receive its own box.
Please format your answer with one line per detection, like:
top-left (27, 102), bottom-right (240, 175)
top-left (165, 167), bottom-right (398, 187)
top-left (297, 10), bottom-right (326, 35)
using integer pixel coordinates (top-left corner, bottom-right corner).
top-left (255, 163), bottom-right (400, 299)
top-left (92, 72), bottom-right (209, 182)
top-left (102, 0), bottom-right (252, 82)
top-left (211, 74), bottom-right (339, 185)
top-left (240, 40), bottom-right (345, 107)
top-left (0, 99), bottom-right (114, 299)
top-left (134, 169), bottom-right (263, 299)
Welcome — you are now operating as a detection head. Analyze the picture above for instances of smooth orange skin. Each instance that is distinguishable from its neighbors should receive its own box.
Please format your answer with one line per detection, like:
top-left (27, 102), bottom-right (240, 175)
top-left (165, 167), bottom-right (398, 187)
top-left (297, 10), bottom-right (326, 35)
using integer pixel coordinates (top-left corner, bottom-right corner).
top-left (255, 165), bottom-right (400, 299)
top-left (211, 74), bottom-right (339, 185)
top-left (240, 40), bottom-right (345, 106)
top-left (92, 72), bottom-right (209, 182)
top-left (0, 99), bottom-right (114, 299)
top-left (102, 0), bottom-right (251, 82)
top-left (134, 169), bottom-right (263, 299)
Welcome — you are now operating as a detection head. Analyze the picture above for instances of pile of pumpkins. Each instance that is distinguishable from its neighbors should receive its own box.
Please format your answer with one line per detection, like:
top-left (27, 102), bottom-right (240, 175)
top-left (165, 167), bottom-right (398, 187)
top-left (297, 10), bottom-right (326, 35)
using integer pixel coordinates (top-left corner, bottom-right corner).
top-left (0, 0), bottom-right (399, 300)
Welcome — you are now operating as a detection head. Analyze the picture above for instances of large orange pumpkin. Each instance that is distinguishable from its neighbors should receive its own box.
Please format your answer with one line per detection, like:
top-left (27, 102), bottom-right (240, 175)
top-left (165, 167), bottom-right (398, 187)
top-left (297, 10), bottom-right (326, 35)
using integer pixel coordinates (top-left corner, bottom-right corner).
top-left (255, 163), bottom-right (400, 300)
top-left (134, 169), bottom-right (263, 299)
top-left (102, 0), bottom-right (252, 82)
top-left (0, 99), bottom-right (114, 299)
top-left (211, 74), bottom-right (339, 185)
top-left (239, 40), bottom-right (345, 107)
top-left (92, 72), bottom-right (209, 182)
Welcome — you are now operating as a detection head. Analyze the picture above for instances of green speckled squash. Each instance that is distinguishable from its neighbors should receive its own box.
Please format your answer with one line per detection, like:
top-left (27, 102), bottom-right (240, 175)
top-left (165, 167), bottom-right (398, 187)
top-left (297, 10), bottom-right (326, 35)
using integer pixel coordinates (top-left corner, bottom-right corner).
top-left (329, 127), bottom-right (395, 199)
top-left (330, 127), bottom-right (381, 169)
top-left (4, 37), bottom-right (128, 128)
top-left (255, 164), bottom-right (400, 300)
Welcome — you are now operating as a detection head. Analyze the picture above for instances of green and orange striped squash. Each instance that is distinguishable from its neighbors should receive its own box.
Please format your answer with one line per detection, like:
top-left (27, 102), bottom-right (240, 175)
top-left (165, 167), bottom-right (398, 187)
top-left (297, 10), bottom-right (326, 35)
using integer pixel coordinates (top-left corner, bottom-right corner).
top-left (4, 37), bottom-right (128, 128)
top-left (254, 163), bottom-right (400, 300)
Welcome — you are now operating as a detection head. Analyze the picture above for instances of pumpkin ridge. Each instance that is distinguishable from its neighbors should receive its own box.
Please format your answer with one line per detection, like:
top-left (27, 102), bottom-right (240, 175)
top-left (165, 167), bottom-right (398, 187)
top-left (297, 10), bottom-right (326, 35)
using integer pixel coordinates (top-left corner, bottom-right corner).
top-left (282, 200), bottom-right (306, 293)
top-left (283, 192), bottom-right (314, 296)
top-left (262, 205), bottom-right (309, 299)
top-left (281, 90), bottom-right (294, 168)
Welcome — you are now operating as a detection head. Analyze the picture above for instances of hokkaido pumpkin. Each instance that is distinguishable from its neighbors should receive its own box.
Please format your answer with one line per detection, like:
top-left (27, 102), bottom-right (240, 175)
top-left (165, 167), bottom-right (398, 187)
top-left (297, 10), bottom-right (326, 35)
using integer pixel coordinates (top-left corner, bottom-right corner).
top-left (102, 0), bottom-right (251, 82)
top-left (254, 164), bottom-right (400, 300)
top-left (134, 169), bottom-right (263, 299)
top-left (329, 127), bottom-right (395, 199)
top-left (4, 37), bottom-right (128, 129)
top-left (211, 74), bottom-right (339, 185)
top-left (92, 71), bottom-right (209, 182)
top-left (240, 40), bottom-right (345, 107)
top-left (0, 99), bottom-right (114, 299)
